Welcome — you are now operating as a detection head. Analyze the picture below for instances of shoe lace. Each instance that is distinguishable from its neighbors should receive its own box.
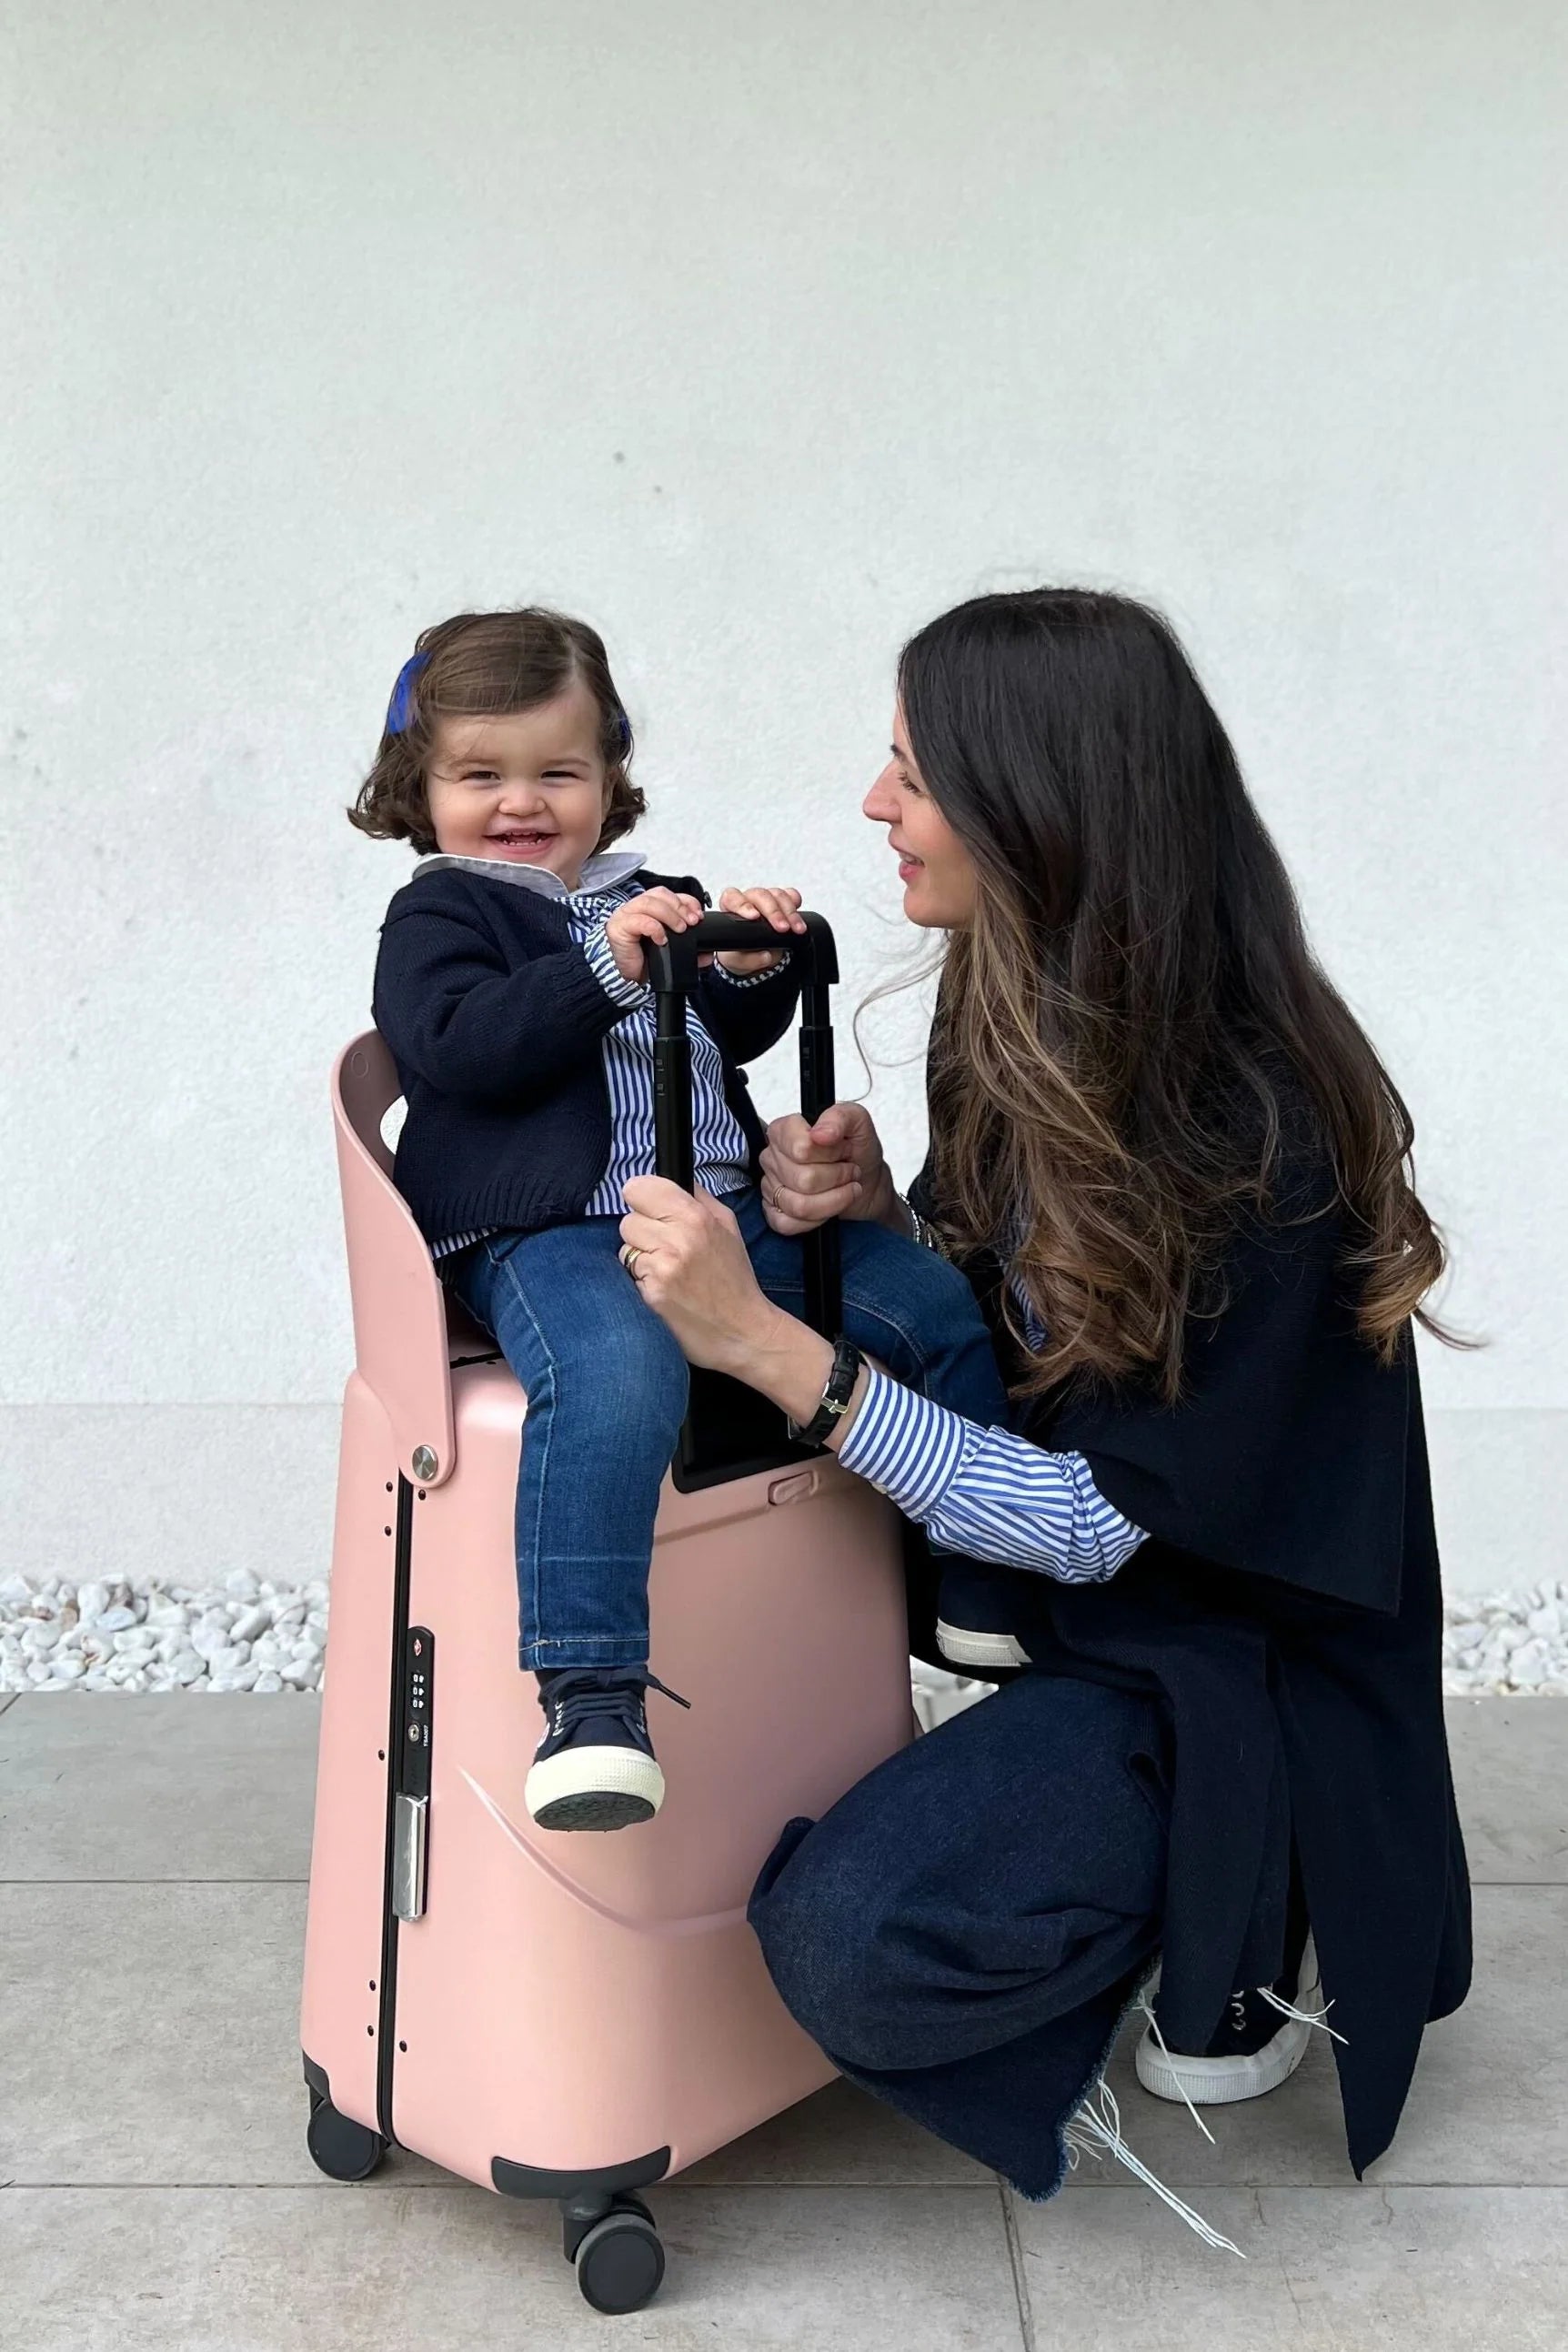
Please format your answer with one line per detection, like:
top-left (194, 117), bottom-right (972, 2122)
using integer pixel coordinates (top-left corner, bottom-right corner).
top-left (1135, 1983), bottom-right (1217, 2146)
top-left (545, 1666), bottom-right (690, 1739)
top-left (1063, 2081), bottom-right (1244, 2258)
top-left (1254, 1981), bottom-right (1347, 2045)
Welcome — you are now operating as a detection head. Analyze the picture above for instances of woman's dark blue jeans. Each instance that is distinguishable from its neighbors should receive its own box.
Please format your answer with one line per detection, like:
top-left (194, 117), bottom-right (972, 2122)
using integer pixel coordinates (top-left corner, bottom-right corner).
top-left (748, 1671), bottom-right (1171, 2199)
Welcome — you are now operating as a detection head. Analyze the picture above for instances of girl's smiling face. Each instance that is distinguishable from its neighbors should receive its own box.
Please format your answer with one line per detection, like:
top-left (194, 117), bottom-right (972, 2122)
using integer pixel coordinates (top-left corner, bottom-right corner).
top-left (862, 701), bottom-right (978, 930)
top-left (425, 678), bottom-right (611, 890)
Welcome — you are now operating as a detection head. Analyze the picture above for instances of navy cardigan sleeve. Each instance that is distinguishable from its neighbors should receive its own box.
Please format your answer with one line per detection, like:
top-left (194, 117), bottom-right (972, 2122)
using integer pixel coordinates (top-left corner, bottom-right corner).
top-left (372, 893), bottom-right (627, 1104)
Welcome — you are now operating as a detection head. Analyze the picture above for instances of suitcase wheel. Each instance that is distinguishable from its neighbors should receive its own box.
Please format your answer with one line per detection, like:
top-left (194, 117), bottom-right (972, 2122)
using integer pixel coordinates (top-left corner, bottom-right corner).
top-left (566, 2193), bottom-right (666, 2315)
top-left (306, 2091), bottom-right (388, 2183)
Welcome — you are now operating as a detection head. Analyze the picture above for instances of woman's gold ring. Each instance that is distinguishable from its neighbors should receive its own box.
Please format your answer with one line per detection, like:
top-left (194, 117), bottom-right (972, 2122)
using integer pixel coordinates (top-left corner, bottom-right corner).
top-left (619, 1243), bottom-right (644, 1280)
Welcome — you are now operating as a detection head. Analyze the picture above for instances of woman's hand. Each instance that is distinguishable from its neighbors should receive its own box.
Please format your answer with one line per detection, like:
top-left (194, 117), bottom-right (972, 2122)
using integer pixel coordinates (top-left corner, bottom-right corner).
top-left (759, 1102), bottom-right (904, 1234)
top-left (618, 1177), bottom-right (784, 1374)
top-left (619, 1174), bottom-right (863, 1436)
top-left (603, 889), bottom-right (708, 986)
top-left (714, 885), bottom-right (808, 976)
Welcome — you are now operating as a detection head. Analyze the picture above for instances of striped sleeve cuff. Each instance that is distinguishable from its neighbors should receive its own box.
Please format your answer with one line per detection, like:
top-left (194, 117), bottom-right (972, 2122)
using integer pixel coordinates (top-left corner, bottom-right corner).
top-left (712, 949), bottom-right (793, 989)
top-left (581, 920), bottom-right (651, 1011)
top-left (836, 1366), bottom-right (970, 1520)
top-left (837, 1367), bottom-right (1148, 1586)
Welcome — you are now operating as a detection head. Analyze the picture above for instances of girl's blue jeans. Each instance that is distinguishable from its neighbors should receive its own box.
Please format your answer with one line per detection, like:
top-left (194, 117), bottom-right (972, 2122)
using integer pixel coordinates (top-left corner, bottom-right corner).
top-left (444, 1184), bottom-right (1010, 1671)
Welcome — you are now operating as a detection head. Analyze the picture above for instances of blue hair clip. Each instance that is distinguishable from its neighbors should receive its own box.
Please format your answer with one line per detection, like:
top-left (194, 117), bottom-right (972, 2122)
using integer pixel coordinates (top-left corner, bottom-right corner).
top-left (386, 650), bottom-right (431, 736)
top-left (615, 710), bottom-right (631, 755)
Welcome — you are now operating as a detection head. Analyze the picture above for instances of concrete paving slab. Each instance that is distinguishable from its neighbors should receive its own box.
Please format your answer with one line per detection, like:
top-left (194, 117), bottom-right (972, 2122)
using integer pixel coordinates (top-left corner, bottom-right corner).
top-left (0, 2183), bottom-right (1026, 2351)
top-left (1010, 2183), bottom-right (1568, 2350)
top-left (1445, 1697), bottom-right (1568, 1883)
top-left (0, 1883), bottom-right (391, 2187)
top-left (0, 1694), bottom-right (320, 1882)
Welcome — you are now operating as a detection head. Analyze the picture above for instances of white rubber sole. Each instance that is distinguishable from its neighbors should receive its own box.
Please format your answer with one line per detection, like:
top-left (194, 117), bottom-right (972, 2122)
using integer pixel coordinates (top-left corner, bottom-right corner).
top-left (1134, 1950), bottom-right (1322, 2107)
top-left (526, 1744), bottom-right (665, 1833)
top-left (935, 1620), bottom-right (1031, 1671)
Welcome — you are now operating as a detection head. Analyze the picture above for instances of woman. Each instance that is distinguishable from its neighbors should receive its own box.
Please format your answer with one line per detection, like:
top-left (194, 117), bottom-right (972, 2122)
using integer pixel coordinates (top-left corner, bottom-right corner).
top-left (615, 587), bottom-right (1472, 2230)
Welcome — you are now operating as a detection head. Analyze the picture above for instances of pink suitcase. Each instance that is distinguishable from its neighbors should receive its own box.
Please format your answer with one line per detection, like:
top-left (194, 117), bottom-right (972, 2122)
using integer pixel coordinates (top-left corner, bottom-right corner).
top-left (298, 913), bottom-right (914, 2313)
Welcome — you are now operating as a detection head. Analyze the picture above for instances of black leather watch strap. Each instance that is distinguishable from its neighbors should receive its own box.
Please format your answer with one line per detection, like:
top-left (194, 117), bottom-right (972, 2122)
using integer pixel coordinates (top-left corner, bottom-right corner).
top-left (787, 1335), bottom-right (866, 1445)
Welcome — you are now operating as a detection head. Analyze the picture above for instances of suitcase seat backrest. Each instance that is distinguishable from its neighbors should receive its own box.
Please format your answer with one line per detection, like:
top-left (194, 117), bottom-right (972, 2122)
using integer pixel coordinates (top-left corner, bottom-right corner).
top-left (332, 1031), bottom-right (468, 1490)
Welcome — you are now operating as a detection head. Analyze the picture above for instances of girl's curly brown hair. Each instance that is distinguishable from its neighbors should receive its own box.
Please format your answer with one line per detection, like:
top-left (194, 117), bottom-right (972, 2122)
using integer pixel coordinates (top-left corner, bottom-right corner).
top-left (347, 608), bottom-right (646, 856)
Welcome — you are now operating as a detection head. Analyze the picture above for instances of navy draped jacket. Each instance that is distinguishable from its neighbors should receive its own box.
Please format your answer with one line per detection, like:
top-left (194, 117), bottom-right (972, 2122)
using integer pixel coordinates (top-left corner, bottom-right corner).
top-left (910, 1104), bottom-right (1472, 2180)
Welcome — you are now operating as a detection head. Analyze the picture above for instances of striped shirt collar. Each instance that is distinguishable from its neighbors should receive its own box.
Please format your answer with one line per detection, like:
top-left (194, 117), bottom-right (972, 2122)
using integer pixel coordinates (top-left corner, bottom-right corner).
top-left (417, 848), bottom-right (647, 904)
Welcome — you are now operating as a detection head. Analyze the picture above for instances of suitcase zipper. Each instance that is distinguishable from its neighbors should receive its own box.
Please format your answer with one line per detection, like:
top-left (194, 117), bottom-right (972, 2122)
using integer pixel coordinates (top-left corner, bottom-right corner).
top-left (374, 1474), bottom-right (417, 2142)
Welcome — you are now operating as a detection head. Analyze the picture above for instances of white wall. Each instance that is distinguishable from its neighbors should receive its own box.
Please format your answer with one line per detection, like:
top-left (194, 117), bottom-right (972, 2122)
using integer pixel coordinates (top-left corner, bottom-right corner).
top-left (4, 1), bottom-right (1563, 1593)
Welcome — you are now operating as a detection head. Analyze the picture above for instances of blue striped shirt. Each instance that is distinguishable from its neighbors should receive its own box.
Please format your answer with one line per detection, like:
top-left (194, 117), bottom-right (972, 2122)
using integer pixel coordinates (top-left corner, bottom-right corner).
top-left (837, 1362), bottom-right (1146, 1586)
top-left (422, 851), bottom-right (782, 1255)
top-left (575, 890), bottom-right (770, 1214)
top-left (835, 1229), bottom-right (1147, 1588)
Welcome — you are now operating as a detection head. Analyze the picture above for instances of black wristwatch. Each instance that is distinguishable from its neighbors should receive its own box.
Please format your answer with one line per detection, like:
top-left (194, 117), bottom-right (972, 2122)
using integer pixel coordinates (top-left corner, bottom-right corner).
top-left (787, 1335), bottom-right (866, 1445)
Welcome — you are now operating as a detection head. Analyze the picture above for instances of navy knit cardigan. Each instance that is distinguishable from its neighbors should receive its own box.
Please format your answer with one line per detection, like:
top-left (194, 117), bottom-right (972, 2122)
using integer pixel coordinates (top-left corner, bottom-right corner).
top-left (371, 864), bottom-right (805, 1247)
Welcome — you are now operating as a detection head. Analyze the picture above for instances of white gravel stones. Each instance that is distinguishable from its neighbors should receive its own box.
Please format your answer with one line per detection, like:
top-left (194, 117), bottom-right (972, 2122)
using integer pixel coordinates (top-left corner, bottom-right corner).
top-left (1, 1573), bottom-right (1565, 1696)
top-left (0, 1576), bottom-right (329, 1694)
top-left (1442, 1583), bottom-right (1568, 1693)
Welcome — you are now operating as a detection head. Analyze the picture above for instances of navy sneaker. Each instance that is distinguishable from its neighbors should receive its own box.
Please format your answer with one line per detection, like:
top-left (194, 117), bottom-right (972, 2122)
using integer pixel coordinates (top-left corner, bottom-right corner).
top-left (526, 1667), bottom-right (690, 1834)
top-left (935, 1561), bottom-right (1040, 1671)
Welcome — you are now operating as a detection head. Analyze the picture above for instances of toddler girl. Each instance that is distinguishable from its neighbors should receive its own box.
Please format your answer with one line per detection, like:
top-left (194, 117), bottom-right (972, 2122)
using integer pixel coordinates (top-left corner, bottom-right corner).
top-left (351, 608), bottom-right (1010, 1832)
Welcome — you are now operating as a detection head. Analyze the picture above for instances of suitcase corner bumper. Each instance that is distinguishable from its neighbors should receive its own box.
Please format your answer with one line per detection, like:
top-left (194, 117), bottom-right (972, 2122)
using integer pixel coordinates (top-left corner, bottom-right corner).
top-left (490, 2146), bottom-right (671, 2202)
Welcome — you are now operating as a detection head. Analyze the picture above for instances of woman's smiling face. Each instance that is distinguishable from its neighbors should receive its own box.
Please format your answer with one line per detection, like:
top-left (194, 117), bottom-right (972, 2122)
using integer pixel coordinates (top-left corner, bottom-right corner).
top-left (425, 679), bottom-right (610, 890)
top-left (862, 702), bottom-right (978, 930)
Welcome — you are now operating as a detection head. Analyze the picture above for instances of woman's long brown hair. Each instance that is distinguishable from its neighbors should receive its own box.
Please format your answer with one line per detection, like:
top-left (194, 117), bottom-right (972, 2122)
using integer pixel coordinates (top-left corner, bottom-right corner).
top-left (900, 588), bottom-right (1470, 1402)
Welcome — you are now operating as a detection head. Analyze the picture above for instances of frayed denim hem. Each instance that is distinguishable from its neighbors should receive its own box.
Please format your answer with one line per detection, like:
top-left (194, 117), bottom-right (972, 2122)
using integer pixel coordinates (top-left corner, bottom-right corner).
top-left (819, 1958), bottom-right (1159, 2209)
top-left (1009, 1956), bottom-right (1161, 2206)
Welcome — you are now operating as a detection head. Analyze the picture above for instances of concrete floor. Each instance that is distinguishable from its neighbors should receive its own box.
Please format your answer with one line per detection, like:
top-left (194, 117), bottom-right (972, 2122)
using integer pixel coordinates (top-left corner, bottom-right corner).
top-left (0, 1692), bottom-right (1563, 2350)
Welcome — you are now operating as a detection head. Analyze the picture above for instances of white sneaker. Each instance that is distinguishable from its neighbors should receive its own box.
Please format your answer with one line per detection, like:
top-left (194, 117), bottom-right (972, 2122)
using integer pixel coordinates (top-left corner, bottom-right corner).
top-left (934, 1620), bottom-right (1030, 1672)
top-left (932, 1563), bottom-right (1038, 1671)
top-left (1134, 1940), bottom-right (1340, 2107)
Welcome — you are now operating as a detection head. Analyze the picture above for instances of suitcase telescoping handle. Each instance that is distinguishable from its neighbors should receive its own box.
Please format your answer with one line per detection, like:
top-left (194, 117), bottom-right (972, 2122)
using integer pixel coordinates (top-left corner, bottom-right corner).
top-left (643, 911), bottom-right (842, 1338)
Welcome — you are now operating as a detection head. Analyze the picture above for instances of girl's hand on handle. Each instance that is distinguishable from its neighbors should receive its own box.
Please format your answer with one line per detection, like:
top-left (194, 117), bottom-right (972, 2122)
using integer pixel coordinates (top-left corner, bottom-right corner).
top-left (603, 890), bottom-right (708, 986)
top-left (714, 885), bottom-right (808, 975)
top-left (759, 1102), bottom-right (901, 1233)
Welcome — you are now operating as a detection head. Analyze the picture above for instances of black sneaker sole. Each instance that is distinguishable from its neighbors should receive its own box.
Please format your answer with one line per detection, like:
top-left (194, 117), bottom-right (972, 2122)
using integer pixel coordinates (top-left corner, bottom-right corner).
top-left (530, 1790), bottom-right (658, 1833)
top-left (525, 1743), bottom-right (665, 1831)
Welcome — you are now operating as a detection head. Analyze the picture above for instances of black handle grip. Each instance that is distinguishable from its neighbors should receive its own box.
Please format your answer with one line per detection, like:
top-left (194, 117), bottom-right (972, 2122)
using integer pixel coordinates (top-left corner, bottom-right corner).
top-left (644, 910), bottom-right (839, 995)
top-left (648, 909), bottom-right (842, 1337)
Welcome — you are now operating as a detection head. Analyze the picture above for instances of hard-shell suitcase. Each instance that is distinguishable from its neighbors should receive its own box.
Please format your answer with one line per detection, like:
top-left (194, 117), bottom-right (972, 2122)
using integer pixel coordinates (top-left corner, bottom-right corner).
top-left (298, 912), bottom-right (914, 2313)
